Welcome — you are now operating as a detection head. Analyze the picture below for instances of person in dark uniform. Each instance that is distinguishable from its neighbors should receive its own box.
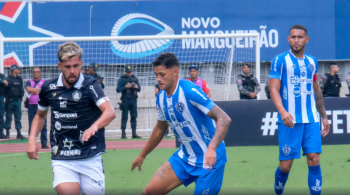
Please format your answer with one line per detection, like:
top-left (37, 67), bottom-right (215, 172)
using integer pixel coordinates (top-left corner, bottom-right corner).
top-left (4, 64), bottom-right (25, 139)
top-left (236, 64), bottom-right (261, 100)
top-left (87, 62), bottom-right (105, 89)
top-left (345, 72), bottom-right (350, 96)
top-left (319, 63), bottom-right (341, 97)
top-left (116, 65), bottom-right (141, 139)
top-left (0, 72), bottom-right (8, 139)
top-left (265, 78), bottom-right (271, 99)
top-left (27, 42), bottom-right (116, 195)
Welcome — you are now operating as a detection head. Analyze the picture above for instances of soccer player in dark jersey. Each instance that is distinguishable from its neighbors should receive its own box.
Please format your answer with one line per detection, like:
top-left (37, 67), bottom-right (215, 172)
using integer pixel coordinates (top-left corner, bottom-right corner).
top-left (27, 42), bottom-right (116, 195)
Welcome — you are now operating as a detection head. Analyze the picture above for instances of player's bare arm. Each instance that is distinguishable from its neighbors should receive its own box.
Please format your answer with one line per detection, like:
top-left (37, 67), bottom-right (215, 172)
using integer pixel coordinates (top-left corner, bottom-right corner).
top-left (270, 79), bottom-right (295, 128)
top-left (27, 109), bottom-right (48, 160)
top-left (313, 81), bottom-right (330, 137)
top-left (82, 101), bottom-right (116, 141)
top-left (205, 105), bottom-right (231, 169)
top-left (131, 120), bottom-right (168, 172)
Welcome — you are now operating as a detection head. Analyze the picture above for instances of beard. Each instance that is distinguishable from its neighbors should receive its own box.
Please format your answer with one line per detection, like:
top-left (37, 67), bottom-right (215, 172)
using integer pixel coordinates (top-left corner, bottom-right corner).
top-left (63, 73), bottom-right (78, 85)
top-left (290, 44), bottom-right (305, 54)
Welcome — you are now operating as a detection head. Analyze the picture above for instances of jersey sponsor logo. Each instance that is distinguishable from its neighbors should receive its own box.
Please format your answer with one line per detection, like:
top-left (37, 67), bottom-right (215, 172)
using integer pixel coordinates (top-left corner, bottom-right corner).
top-left (282, 145), bottom-right (291, 155)
top-left (91, 146), bottom-right (97, 150)
top-left (55, 121), bottom-right (78, 131)
top-left (301, 71), bottom-right (306, 77)
top-left (50, 84), bottom-right (57, 89)
top-left (60, 99), bottom-right (67, 108)
top-left (175, 102), bottom-right (185, 113)
top-left (60, 149), bottom-right (81, 156)
top-left (79, 130), bottom-right (84, 144)
top-left (72, 91), bottom-right (82, 101)
top-left (63, 138), bottom-right (74, 150)
top-left (174, 134), bottom-right (197, 143)
top-left (283, 86), bottom-right (287, 100)
top-left (168, 105), bottom-right (174, 113)
top-left (52, 92), bottom-right (56, 97)
top-left (90, 85), bottom-right (99, 98)
top-left (309, 64), bottom-right (315, 72)
top-left (290, 76), bottom-right (313, 85)
top-left (53, 111), bottom-right (78, 119)
top-left (299, 64), bottom-right (307, 70)
top-left (52, 146), bottom-right (58, 155)
top-left (292, 87), bottom-right (313, 97)
top-left (170, 115), bottom-right (176, 121)
top-left (168, 120), bottom-right (191, 130)
top-left (273, 56), bottom-right (278, 71)
top-left (201, 125), bottom-right (211, 142)
top-left (292, 64), bottom-right (296, 68)
top-left (191, 88), bottom-right (207, 100)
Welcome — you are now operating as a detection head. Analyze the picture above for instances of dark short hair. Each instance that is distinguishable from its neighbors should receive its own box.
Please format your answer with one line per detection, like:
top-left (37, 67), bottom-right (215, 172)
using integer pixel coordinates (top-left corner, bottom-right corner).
top-left (289, 24), bottom-right (308, 35)
top-left (152, 52), bottom-right (179, 69)
top-left (242, 63), bottom-right (250, 68)
top-left (329, 62), bottom-right (338, 69)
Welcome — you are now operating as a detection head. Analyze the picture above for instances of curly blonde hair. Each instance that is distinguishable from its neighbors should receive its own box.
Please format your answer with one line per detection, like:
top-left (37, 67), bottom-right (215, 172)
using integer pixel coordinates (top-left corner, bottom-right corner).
top-left (57, 42), bottom-right (83, 62)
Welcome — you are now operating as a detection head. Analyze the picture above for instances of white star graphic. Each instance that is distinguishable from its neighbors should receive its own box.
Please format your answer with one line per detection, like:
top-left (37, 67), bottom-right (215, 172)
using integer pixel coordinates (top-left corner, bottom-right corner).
top-left (63, 138), bottom-right (74, 150)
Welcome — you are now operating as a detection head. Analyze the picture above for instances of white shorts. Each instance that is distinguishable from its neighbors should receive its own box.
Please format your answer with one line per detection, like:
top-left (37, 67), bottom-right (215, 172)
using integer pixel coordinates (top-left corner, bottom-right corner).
top-left (52, 154), bottom-right (105, 195)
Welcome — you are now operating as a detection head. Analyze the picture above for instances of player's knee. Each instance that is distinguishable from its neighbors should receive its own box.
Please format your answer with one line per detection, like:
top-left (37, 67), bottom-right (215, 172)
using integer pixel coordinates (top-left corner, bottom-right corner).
top-left (142, 188), bottom-right (154, 195)
top-left (279, 164), bottom-right (292, 173)
top-left (307, 154), bottom-right (320, 165)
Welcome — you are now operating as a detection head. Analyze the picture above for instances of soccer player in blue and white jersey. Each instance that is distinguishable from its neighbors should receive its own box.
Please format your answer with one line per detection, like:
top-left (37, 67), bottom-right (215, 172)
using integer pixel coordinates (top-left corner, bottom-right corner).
top-left (269, 25), bottom-right (330, 195)
top-left (131, 52), bottom-right (231, 195)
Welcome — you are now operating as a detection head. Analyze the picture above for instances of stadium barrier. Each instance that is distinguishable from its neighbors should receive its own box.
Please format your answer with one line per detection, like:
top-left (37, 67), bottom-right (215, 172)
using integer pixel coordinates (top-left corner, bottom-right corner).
top-left (176, 97), bottom-right (350, 147)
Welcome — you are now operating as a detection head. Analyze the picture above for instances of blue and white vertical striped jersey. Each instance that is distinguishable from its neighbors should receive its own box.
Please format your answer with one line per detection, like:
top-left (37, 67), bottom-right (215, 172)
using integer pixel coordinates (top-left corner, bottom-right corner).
top-left (269, 50), bottom-right (319, 124)
top-left (156, 79), bottom-right (227, 168)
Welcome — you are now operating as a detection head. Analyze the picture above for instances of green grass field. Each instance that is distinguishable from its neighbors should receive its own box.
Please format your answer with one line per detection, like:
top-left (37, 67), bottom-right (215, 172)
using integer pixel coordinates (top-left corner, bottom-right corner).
top-left (0, 145), bottom-right (350, 195)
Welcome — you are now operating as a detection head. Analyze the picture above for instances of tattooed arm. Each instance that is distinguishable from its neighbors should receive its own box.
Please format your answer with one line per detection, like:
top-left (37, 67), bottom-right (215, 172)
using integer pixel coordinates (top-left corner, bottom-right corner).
top-left (204, 105), bottom-right (231, 169)
top-left (313, 81), bottom-right (330, 137)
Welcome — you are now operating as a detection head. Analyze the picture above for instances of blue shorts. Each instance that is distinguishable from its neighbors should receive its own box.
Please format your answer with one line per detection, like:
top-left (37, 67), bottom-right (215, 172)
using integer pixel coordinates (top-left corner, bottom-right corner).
top-left (168, 154), bottom-right (225, 195)
top-left (278, 122), bottom-right (322, 160)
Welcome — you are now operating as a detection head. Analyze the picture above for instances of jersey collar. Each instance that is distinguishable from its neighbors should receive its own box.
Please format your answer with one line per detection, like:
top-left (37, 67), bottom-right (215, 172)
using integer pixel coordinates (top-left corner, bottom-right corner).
top-left (57, 73), bottom-right (84, 88)
top-left (289, 49), bottom-right (305, 60)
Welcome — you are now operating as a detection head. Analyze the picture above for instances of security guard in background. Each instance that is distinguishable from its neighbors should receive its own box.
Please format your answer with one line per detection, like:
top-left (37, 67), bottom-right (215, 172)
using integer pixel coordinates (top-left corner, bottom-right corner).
top-left (265, 78), bottom-right (271, 99)
top-left (319, 62), bottom-right (341, 97)
top-left (346, 72), bottom-right (350, 96)
top-left (0, 72), bottom-right (8, 139)
top-left (236, 63), bottom-right (261, 100)
top-left (87, 62), bottom-right (105, 89)
top-left (4, 64), bottom-right (25, 139)
top-left (116, 65), bottom-right (141, 139)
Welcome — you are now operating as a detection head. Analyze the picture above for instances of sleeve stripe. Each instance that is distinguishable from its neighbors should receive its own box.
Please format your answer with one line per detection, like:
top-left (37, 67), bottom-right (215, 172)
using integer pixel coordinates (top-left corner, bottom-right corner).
top-left (189, 100), bottom-right (210, 114)
top-left (96, 97), bottom-right (110, 107)
top-left (38, 105), bottom-right (48, 111)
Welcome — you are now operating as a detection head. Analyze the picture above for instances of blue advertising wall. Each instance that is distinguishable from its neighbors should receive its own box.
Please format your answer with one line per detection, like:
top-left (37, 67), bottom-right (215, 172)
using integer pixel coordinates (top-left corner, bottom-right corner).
top-left (1, 0), bottom-right (350, 66)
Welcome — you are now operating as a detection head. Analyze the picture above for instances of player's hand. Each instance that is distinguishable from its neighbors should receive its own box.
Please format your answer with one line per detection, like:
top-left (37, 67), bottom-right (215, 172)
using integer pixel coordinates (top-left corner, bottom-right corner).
top-left (3, 80), bottom-right (8, 86)
top-left (125, 83), bottom-right (132, 88)
top-left (321, 117), bottom-right (330, 137)
top-left (27, 138), bottom-right (39, 160)
top-left (204, 147), bottom-right (216, 171)
top-left (131, 155), bottom-right (145, 172)
top-left (281, 110), bottom-right (295, 128)
top-left (250, 92), bottom-right (256, 98)
top-left (35, 88), bottom-right (41, 95)
top-left (134, 84), bottom-right (139, 89)
top-left (82, 124), bottom-right (99, 142)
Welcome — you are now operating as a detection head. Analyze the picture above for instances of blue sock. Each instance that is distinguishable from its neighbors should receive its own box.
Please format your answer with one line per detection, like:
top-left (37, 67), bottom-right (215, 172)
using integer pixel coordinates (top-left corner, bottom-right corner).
top-left (275, 167), bottom-right (289, 195)
top-left (308, 165), bottom-right (322, 195)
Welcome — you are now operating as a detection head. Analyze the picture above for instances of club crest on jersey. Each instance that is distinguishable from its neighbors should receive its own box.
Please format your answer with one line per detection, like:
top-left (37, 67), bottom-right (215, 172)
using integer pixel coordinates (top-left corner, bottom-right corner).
top-left (282, 145), bottom-right (291, 155)
top-left (175, 102), bottom-right (185, 113)
top-left (72, 91), bottom-right (82, 101)
top-left (309, 64), bottom-right (315, 72)
top-left (52, 146), bottom-right (58, 155)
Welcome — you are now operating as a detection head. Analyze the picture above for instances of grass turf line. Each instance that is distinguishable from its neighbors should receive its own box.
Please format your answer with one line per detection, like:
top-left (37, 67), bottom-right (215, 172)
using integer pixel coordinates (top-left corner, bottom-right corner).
top-left (0, 145), bottom-right (349, 195)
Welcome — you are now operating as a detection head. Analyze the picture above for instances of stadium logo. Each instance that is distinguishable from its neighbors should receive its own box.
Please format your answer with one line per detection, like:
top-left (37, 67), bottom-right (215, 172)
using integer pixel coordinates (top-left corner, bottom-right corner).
top-left (110, 13), bottom-right (175, 58)
top-left (175, 102), bottom-right (185, 114)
